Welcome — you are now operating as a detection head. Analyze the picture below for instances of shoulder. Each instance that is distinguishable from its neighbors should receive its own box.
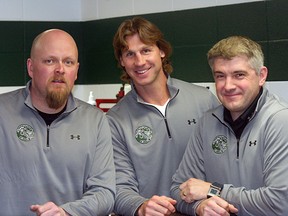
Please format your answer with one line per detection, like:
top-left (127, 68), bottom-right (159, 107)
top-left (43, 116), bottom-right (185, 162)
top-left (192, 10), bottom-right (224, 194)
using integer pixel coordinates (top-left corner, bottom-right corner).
top-left (170, 78), bottom-right (218, 108)
top-left (107, 92), bottom-right (134, 112)
top-left (72, 97), bottom-right (107, 118)
top-left (0, 88), bottom-right (25, 106)
top-left (106, 93), bottom-right (142, 126)
top-left (170, 78), bottom-right (212, 94)
top-left (261, 91), bottom-right (288, 115)
top-left (251, 91), bottom-right (288, 129)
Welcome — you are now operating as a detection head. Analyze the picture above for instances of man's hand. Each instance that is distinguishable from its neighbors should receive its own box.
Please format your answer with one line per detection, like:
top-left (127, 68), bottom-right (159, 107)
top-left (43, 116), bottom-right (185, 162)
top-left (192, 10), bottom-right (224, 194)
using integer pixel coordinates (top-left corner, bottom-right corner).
top-left (196, 196), bottom-right (238, 216)
top-left (179, 178), bottom-right (211, 202)
top-left (30, 202), bottom-right (69, 216)
top-left (137, 195), bottom-right (177, 216)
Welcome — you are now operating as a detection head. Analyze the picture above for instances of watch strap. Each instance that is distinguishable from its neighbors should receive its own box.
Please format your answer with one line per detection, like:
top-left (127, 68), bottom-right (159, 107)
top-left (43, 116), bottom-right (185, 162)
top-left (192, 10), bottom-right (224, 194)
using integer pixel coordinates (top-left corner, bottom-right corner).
top-left (212, 182), bottom-right (223, 190)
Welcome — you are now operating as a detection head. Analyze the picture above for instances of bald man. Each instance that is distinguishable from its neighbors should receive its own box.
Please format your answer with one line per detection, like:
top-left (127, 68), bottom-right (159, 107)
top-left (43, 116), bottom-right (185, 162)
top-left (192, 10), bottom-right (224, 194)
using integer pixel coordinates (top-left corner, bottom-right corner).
top-left (0, 29), bottom-right (115, 216)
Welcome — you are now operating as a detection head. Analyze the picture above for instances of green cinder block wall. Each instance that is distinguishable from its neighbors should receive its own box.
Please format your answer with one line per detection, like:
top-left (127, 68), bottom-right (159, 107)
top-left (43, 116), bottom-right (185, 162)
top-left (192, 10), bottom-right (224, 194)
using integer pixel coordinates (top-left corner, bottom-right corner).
top-left (0, 0), bottom-right (287, 86)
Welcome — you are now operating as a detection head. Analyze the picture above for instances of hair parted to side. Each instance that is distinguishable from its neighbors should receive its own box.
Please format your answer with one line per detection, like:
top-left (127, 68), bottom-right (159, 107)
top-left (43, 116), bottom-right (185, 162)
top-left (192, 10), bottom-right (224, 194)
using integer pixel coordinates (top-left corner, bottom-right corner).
top-left (113, 16), bottom-right (173, 83)
top-left (207, 36), bottom-right (264, 74)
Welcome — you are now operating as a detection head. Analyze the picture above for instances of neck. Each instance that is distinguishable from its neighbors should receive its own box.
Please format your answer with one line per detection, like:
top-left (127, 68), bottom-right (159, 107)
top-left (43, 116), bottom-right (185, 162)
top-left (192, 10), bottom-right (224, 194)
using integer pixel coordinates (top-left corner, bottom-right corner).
top-left (140, 90), bottom-right (170, 105)
top-left (31, 92), bottom-right (67, 114)
top-left (136, 82), bottom-right (170, 106)
top-left (35, 103), bottom-right (67, 114)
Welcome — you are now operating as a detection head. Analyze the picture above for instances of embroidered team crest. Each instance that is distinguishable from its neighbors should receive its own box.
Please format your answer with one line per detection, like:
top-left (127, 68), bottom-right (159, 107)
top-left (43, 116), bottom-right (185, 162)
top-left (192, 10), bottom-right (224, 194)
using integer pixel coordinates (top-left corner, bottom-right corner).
top-left (135, 126), bottom-right (153, 144)
top-left (16, 124), bottom-right (35, 141)
top-left (212, 135), bottom-right (228, 154)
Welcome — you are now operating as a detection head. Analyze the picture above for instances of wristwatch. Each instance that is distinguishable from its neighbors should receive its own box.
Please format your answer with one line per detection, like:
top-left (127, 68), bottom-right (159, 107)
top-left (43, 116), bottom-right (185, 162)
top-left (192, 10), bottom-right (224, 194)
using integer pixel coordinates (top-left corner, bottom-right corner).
top-left (207, 182), bottom-right (223, 198)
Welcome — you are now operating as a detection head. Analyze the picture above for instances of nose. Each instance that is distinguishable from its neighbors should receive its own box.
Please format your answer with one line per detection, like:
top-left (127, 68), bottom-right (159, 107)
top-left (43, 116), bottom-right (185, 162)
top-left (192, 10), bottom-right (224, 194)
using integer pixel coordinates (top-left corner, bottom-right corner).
top-left (55, 61), bottom-right (65, 74)
top-left (224, 77), bottom-right (235, 91)
top-left (134, 53), bottom-right (145, 66)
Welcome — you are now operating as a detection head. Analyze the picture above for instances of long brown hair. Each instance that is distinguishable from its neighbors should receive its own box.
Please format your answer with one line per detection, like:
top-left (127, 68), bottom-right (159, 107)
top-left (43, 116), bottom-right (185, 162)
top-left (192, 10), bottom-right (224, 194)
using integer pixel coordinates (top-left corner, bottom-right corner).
top-left (113, 17), bottom-right (173, 83)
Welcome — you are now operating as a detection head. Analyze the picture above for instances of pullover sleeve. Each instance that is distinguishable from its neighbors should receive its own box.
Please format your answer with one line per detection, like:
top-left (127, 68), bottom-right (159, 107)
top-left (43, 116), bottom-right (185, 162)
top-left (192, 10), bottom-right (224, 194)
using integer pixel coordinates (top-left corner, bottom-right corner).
top-left (171, 128), bottom-right (206, 216)
top-left (61, 115), bottom-right (116, 216)
top-left (107, 113), bottom-right (147, 216)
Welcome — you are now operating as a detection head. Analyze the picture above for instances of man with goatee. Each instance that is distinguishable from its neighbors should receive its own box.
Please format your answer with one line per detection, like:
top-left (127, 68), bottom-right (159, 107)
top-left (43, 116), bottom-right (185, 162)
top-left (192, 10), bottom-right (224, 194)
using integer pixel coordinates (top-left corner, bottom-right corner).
top-left (0, 29), bottom-right (115, 216)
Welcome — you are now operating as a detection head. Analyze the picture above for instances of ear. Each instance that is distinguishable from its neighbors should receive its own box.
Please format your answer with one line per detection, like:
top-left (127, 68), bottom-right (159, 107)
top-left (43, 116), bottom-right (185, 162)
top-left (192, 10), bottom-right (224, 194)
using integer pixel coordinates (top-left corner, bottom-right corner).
top-left (120, 56), bottom-right (125, 67)
top-left (27, 58), bottom-right (34, 79)
top-left (259, 66), bottom-right (268, 86)
top-left (75, 62), bottom-right (79, 81)
top-left (160, 50), bottom-right (165, 58)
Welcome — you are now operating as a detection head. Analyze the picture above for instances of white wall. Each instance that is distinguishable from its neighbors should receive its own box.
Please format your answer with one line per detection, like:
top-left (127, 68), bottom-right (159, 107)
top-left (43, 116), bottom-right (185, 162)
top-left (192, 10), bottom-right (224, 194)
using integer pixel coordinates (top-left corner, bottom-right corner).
top-left (0, 0), bottom-right (264, 21)
top-left (0, 0), bottom-right (81, 21)
top-left (81, 0), bottom-right (264, 21)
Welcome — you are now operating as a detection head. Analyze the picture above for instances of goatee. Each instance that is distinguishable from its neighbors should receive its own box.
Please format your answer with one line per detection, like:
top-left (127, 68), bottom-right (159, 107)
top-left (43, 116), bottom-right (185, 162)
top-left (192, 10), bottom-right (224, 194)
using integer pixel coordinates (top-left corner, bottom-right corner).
top-left (46, 88), bottom-right (70, 109)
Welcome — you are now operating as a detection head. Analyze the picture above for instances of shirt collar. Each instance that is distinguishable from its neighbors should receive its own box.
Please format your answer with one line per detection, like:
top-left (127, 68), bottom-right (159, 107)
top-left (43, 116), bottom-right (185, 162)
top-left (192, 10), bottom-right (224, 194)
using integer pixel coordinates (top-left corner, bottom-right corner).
top-left (224, 87), bottom-right (263, 137)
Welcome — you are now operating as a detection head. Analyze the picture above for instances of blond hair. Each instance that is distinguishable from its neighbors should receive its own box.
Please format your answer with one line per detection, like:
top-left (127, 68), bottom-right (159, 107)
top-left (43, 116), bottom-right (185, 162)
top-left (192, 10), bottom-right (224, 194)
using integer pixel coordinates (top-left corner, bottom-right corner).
top-left (207, 36), bottom-right (264, 74)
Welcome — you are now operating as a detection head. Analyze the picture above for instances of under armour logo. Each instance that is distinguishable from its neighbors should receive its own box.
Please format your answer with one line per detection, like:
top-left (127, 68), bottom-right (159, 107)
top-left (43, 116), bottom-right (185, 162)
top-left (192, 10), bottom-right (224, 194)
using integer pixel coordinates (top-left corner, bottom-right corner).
top-left (70, 135), bottom-right (80, 140)
top-left (249, 140), bottom-right (257, 146)
top-left (188, 119), bottom-right (196, 125)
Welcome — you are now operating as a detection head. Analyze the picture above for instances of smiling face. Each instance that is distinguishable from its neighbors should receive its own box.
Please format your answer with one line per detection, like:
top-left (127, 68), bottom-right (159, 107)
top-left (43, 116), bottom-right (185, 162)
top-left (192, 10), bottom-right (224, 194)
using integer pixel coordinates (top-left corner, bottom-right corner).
top-left (120, 33), bottom-right (166, 89)
top-left (212, 55), bottom-right (267, 120)
top-left (27, 29), bottom-right (79, 111)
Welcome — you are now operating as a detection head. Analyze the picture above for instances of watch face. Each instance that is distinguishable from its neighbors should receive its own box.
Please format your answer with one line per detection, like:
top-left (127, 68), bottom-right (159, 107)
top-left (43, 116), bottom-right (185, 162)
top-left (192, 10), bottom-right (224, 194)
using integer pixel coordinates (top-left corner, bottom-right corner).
top-left (210, 188), bottom-right (218, 194)
top-left (207, 186), bottom-right (221, 198)
top-left (208, 182), bottom-right (223, 198)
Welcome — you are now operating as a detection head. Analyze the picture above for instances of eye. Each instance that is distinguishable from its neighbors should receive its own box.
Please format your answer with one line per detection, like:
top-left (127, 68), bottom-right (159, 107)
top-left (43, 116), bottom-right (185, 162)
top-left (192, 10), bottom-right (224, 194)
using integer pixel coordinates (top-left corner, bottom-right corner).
top-left (142, 48), bottom-right (151, 54)
top-left (64, 59), bottom-right (75, 66)
top-left (122, 51), bottom-right (134, 58)
top-left (235, 73), bottom-right (245, 79)
top-left (214, 73), bottom-right (224, 80)
top-left (126, 52), bottom-right (134, 57)
top-left (43, 59), bottom-right (54, 64)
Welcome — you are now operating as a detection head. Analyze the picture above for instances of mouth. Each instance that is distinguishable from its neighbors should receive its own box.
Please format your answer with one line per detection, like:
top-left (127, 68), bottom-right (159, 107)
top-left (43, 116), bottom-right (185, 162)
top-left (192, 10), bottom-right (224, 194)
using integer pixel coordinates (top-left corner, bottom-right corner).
top-left (223, 93), bottom-right (240, 100)
top-left (135, 67), bottom-right (151, 74)
top-left (52, 79), bottom-right (65, 84)
top-left (50, 79), bottom-right (67, 89)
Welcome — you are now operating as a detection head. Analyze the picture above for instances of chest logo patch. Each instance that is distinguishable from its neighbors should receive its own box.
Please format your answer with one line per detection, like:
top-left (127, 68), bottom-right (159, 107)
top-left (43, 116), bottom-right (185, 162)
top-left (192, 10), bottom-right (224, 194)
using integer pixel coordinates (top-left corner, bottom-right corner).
top-left (16, 124), bottom-right (35, 141)
top-left (135, 126), bottom-right (153, 144)
top-left (212, 135), bottom-right (228, 154)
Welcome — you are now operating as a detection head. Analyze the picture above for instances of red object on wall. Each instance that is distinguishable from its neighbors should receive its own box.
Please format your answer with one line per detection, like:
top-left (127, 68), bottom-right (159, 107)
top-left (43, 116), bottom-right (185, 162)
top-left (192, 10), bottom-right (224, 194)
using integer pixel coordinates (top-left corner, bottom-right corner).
top-left (96, 84), bottom-right (125, 112)
top-left (96, 99), bottom-right (118, 112)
